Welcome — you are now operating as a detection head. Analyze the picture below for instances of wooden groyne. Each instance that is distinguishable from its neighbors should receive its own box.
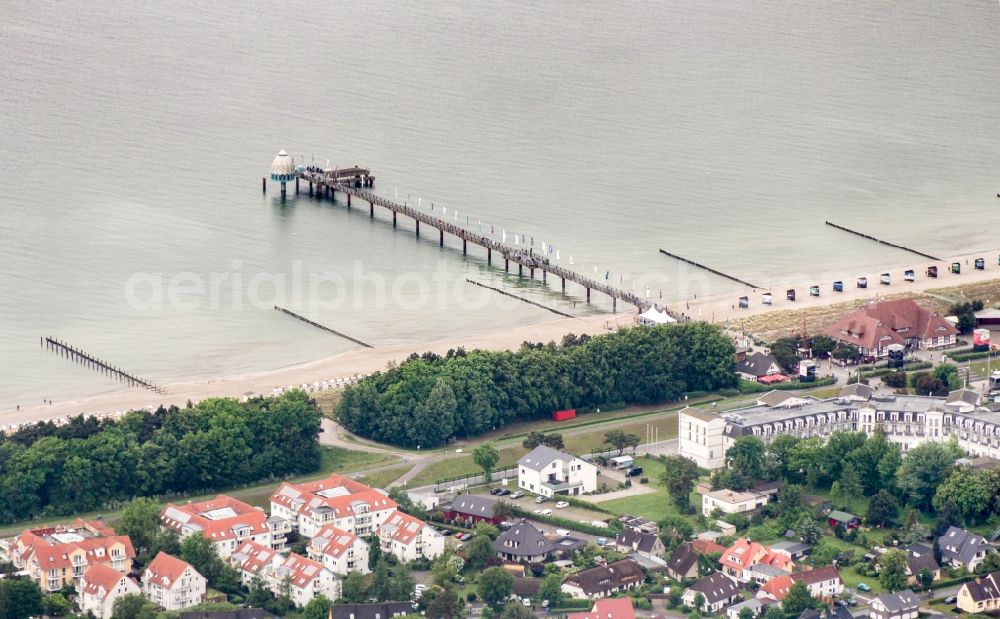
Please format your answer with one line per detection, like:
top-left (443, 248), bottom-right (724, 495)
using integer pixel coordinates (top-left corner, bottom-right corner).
top-left (465, 279), bottom-right (575, 319)
top-left (824, 221), bottom-right (941, 261)
top-left (274, 306), bottom-right (373, 348)
top-left (42, 337), bottom-right (164, 393)
top-left (658, 249), bottom-right (761, 289)
top-left (292, 169), bottom-right (661, 316)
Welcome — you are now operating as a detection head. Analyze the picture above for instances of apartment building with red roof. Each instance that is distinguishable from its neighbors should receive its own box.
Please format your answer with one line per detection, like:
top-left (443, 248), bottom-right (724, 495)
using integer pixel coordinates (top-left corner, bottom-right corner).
top-left (10, 519), bottom-right (135, 592)
top-left (719, 538), bottom-right (792, 583)
top-left (141, 551), bottom-right (207, 611)
top-left (270, 474), bottom-right (399, 538)
top-left (160, 495), bottom-right (272, 559)
top-left (230, 540), bottom-right (282, 588)
top-left (77, 563), bottom-right (140, 619)
top-left (378, 510), bottom-right (444, 562)
top-left (307, 524), bottom-right (371, 576)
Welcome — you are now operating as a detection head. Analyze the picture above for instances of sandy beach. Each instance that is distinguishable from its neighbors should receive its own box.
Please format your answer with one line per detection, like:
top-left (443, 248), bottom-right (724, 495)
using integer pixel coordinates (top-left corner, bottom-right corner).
top-left (6, 246), bottom-right (1000, 429)
top-left (2, 313), bottom-right (635, 426)
top-left (668, 247), bottom-right (1000, 329)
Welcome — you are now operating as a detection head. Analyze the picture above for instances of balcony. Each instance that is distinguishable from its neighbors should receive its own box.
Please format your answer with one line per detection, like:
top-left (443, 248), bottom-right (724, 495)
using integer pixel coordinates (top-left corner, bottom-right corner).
top-left (542, 479), bottom-right (583, 493)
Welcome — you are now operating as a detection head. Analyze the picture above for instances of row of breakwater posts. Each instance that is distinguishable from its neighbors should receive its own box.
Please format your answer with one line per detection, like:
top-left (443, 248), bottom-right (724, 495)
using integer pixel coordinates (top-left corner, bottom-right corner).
top-left (273, 306), bottom-right (373, 348)
top-left (289, 169), bottom-right (663, 316)
top-left (825, 221), bottom-right (942, 261)
top-left (42, 337), bottom-right (164, 393)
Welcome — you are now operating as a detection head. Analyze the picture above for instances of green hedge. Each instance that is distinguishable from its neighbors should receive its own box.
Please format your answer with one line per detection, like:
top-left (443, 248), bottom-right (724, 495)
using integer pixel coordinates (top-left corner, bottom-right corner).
top-left (949, 350), bottom-right (999, 362)
top-left (510, 506), bottom-right (611, 536)
top-left (771, 376), bottom-right (837, 390)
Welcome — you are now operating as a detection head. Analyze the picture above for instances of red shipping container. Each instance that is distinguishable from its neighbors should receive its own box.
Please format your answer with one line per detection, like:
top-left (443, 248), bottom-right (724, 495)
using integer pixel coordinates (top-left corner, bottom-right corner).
top-left (552, 409), bottom-right (577, 421)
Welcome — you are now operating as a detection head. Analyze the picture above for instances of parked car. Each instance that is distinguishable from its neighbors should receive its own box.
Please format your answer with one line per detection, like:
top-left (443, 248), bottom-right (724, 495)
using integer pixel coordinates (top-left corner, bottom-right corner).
top-left (626, 467), bottom-right (643, 477)
top-left (509, 491), bottom-right (523, 499)
top-left (856, 583), bottom-right (871, 592)
top-left (532, 509), bottom-right (544, 515)
top-left (539, 509), bottom-right (552, 516)
top-left (499, 521), bottom-right (514, 530)
top-left (555, 529), bottom-right (570, 537)
top-left (596, 537), bottom-right (608, 546)
top-left (944, 596), bottom-right (957, 605)
top-left (497, 488), bottom-right (511, 496)
top-left (555, 501), bottom-right (569, 509)
top-left (490, 488), bottom-right (504, 495)
top-left (442, 529), bottom-right (455, 536)
top-left (535, 495), bottom-right (549, 504)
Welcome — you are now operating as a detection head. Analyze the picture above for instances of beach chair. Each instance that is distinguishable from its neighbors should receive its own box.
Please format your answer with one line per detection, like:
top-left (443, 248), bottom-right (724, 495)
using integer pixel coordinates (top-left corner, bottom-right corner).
top-left (926, 266), bottom-right (938, 278)
top-left (951, 262), bottom-right (961, 274)
top-left (975, 258), bottom-right (985, 270)
top-left (787, 289), bottom-right (796, 301)
top-left (857, 277), bottom-right (868, 288)
top-left (880, 273), bottom-right (891, 286)
top-left (809, 285), bottom-right (820, 297)
top-left (904, 270), bottom-right (915, 282)
top-left (833, 281), bottom-right (844, 292)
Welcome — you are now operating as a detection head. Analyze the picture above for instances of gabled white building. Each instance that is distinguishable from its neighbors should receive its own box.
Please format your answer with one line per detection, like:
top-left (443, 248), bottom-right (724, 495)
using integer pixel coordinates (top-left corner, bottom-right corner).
top-left (271, 553), bottom-right (339, 608)
top-left (517, 445), bottom-right (598, 497)
top-left (141, 552), bottom-right (206, 611)
top-left (160, 495), bottom-right (272, 559)
top-left (378, 511), bottom-right (444, 562)
top-left (270, 474), bottom-right (399, 538)
top-left (230, 541), bottom-right (282, 588)
top-left (78, 563), bottom-right (141, 619)
top-left (307, 524), bottom-right (371, 575)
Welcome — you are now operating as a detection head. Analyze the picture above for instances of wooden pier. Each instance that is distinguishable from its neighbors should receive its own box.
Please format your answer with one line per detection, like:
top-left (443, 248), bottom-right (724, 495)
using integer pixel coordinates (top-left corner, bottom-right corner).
top-left (42, 337), bottom-right (163, 393)
top-left (825, 221), bottom-right (941, 261)
top-left (274, 306), bottom-right (373, 348)
top-left (297, 169), bottom-right (661, 315)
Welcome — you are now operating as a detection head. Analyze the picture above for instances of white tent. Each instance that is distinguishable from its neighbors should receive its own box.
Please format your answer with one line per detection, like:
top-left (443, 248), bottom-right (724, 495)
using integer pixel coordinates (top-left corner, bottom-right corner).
top-left (638, 307), bottom-right (676, 325)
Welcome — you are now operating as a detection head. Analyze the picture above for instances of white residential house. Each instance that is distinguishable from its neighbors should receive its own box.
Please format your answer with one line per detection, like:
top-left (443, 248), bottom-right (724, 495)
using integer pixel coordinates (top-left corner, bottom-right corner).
top-left (230, 541), bottom-right (282, 588)
top-left (78, 563), bottom-right (141, 619)
top-left (307, 524), bottom-right (371, 576)
top-left (160, 495), bottom-right (272, 559)
top-left (271, 553), bottom-right (339, 608)
top-left (378, 511), bottom-right (444, 562)
top-left (269, 474), bottom-right (399, 538)
top-left (702, 488), bottom-right (770, 517)
top-left (141, 552), bottom-right (207, 611)
top-left (517, 445), bottom-right (598, 498)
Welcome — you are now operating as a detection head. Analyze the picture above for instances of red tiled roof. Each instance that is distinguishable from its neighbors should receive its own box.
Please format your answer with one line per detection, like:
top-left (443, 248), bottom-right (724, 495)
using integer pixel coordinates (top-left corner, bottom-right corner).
top-left (80, 563), bottom-right (129, 600)
top-left (379, 511), bottom-right (427, 546)
top-left (270, 474), bottom-right (398, 520)
top-left (312, 525), bottom-right (361, 559)
top-left (567, 598), bottom-right (636, 619)
top-left (691, 539), bottom-right (727, 555)
top-left (280, 553), bottom-right (326, 590)
top-left (824, 299), bottom-right (957, 351)
top-left (161, 495), bottom-right (269, 542)
top-left (761, 574), bottom-right (793, 600)
top-left (16, 525), bottom-right (135, 571)
top-left (144, 552), bottom-right (195, 590)
top-left (720, 538), bottom-right (790, 572)
top-left (232, 541), bottom-right (278, 577)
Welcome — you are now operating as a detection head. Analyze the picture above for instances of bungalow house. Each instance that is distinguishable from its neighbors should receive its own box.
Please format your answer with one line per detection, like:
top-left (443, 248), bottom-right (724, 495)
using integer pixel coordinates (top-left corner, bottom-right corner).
top-left (737, 352), bottom-right (786, 383)
top-left (665, 542), bottom-right (702, 581)
top-left (615, 528), bottom-right (666, 561)
top-left (957, 570), bottom-right (1000, 615)
top-left (443, 495), bottom-right (502, 527)
top-left (939, 526), bottom-right (992, 572)
top-left (827, 510), bottom-right (861, 530)
top-left (868, 589), bottom-right (920, 619)
top-left (517, 445), bottom-right (598, 497)
top-left (790, 565), bottom-right (843, 601)
top-left (328, 602), bottom-right (415, 619)
top-left (702, 488), bottom-right (771, 517)
top-left (726, 598), bottom-right (765, 619)
top-left (78, 563), bottom-right (141, 619)
top-left (824, 298), bottom-right (958, 358)
top-left (906, 554), bottom-right (941, 586)
top-left (561, 559), bottom-right (644, 599)
top-left (567, 598), bottom-right (636, 619)
top-left (770, 541), bottom-right (811, 561)
top-left (269, 474), bottom-right (399, 538)
top-left (619, 515), bottom-right (659, 535)
top-left (682, 572), bottom-right (742, 614)
top-left (494, 520), bottom-right (555, 564)
top-left (160, 495), bottom-right (272, 559)
top-left (307, 524), bottom-right (370, 576)
top-left (720, 538), bottom-right (792, 583)
top-left (141, 552), bottom-right (207, 611)
top-left (378, 511), bottom-right (444, 562)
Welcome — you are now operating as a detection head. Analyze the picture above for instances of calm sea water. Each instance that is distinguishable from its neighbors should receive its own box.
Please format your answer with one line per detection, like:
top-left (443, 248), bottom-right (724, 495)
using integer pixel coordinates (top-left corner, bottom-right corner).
top-left (1, 0), bottom-right (998, 408)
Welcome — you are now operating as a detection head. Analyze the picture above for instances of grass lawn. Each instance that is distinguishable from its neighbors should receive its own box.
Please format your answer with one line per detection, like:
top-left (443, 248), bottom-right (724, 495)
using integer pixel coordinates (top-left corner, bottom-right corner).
top-left (355, 464), bottom-right (413, 489)
top-left (590, 456), bottom-right (695, 522)
top-left (0, 445), bottom-right (399, 538)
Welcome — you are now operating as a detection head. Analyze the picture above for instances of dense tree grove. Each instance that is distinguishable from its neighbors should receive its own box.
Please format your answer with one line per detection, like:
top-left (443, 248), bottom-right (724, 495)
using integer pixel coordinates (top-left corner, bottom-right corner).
top-left (0, 392), bottom-right (322, 524)
top-left (337, 324), bottom-right (737, 447)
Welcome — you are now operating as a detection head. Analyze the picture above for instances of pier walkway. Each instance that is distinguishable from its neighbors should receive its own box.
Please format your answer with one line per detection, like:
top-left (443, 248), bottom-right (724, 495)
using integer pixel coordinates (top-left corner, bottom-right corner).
top-left (297, 170), bottom-right (661, 315)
